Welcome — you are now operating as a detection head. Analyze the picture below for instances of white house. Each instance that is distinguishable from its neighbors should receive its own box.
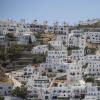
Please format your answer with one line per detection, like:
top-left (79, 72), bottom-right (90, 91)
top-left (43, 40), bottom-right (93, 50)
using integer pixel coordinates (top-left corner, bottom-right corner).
top-left (27, 76), bottom-right (50, 89)
top-left (56, 35), bottom-right (68, 42)
top-left (12, 65), bottom-right (39, 83)
top-left (71, 49), bottom-right (84, 60)
top-left (85, 55), bottom-right (100, 78)
top-left (31, 45), bottom-right (48, 54)
top-left (84, 83), bottom-right (99, 100)
top-left (68, 30), bottom-right (86, 49)
top-left (0, 30), bottom-right (5, 45)
top-left (85, 32), bottom-right (100, 43)
top-left (85, 61), bottom-right (100, 78)
top-left (17, 33), bottom-right (35, 45)
top-left (53, 21), bottom-right (68, 35)
top-left (79, 19), bottom-right (99, 26)
top-left (49, 40), bottom-right (64, 50)
top-left (0, 82), bottom-right (13, 96)
top-left (50, 87), bottom-right (71, 100)
top-left (47, 50), bottom-right (67, 59)
top-left (66, 62), bottom-right (83, 85)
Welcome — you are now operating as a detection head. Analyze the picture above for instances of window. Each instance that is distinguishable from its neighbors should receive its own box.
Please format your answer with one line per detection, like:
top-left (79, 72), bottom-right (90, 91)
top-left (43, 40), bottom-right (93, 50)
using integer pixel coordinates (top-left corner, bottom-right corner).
top-left (0, 87), bottom-right (3, 89)
top-left (45, 96), bottom-right (48, 99)
top-left (77, 72), bottom-right (79, 75)
top-left (8, 91), bottom-right (11, 93)
top-left (8, 87), bottom-right (11, 89)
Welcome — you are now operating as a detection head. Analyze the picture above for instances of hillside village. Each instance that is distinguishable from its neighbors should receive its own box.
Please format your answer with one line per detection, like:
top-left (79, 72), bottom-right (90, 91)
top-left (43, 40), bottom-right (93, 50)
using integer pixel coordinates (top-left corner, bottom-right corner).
top-left (0, 19), bottom-right (100, 100)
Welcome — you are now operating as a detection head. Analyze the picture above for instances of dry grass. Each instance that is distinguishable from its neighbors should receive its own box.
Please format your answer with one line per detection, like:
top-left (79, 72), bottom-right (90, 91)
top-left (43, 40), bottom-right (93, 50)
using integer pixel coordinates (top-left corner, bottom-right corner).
top-left (0, 66), bottom-right (9, 82)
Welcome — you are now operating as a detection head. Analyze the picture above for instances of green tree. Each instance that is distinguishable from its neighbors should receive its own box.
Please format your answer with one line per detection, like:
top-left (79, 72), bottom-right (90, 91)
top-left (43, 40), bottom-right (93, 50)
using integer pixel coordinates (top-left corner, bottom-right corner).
top-left (48, 43), bottom-right (54, 50)
top-left (5, 33), bottom-right (16, 41)
top-left (84, 77), bottom-right (94, 83)
top-left (84, 46), bottom-right (97, 55)
top-left (82, 63), bottom-right (88, 69)
top-left (0, 96), bottom-right (4, 100)
top-left (34, 33), bottom-right (41, 39)
top-left (8, 44), bottom-right (24, 54)
top-left (32, 54), bottom-right (46, 64)
top-left (6, 33), bottom-right (14, 38)
top-left (12, 85), bottom-right (27, 99)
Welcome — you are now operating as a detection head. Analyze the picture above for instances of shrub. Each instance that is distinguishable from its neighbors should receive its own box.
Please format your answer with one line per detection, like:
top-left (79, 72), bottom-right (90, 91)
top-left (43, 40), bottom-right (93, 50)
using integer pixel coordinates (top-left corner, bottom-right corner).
top-left (12, 85), bottom-right (27, 99)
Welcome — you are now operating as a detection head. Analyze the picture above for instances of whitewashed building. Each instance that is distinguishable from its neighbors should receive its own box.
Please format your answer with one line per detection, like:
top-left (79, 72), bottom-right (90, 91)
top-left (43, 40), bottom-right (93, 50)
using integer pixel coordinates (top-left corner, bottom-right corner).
top-left (85, 32), bottom-right (100, 43)
top-left (49, 40), bottom-right (64, 50)
top-left (85, 55), bottom-right (100, 78)
top-left (84, 83), bottom-right (100, 100)
top-left (71, 49), bottom-right (84, 60)
top-left (47, 50), bottom-right (67, 59)
top-left (66, 62), bottom-right (83, 85)
top-left (31, 45), bottom-right (48, 54)
top-left (0, 82), bottom-right (13, 96)
top-left (68, 30), bottom-right (86, 49)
